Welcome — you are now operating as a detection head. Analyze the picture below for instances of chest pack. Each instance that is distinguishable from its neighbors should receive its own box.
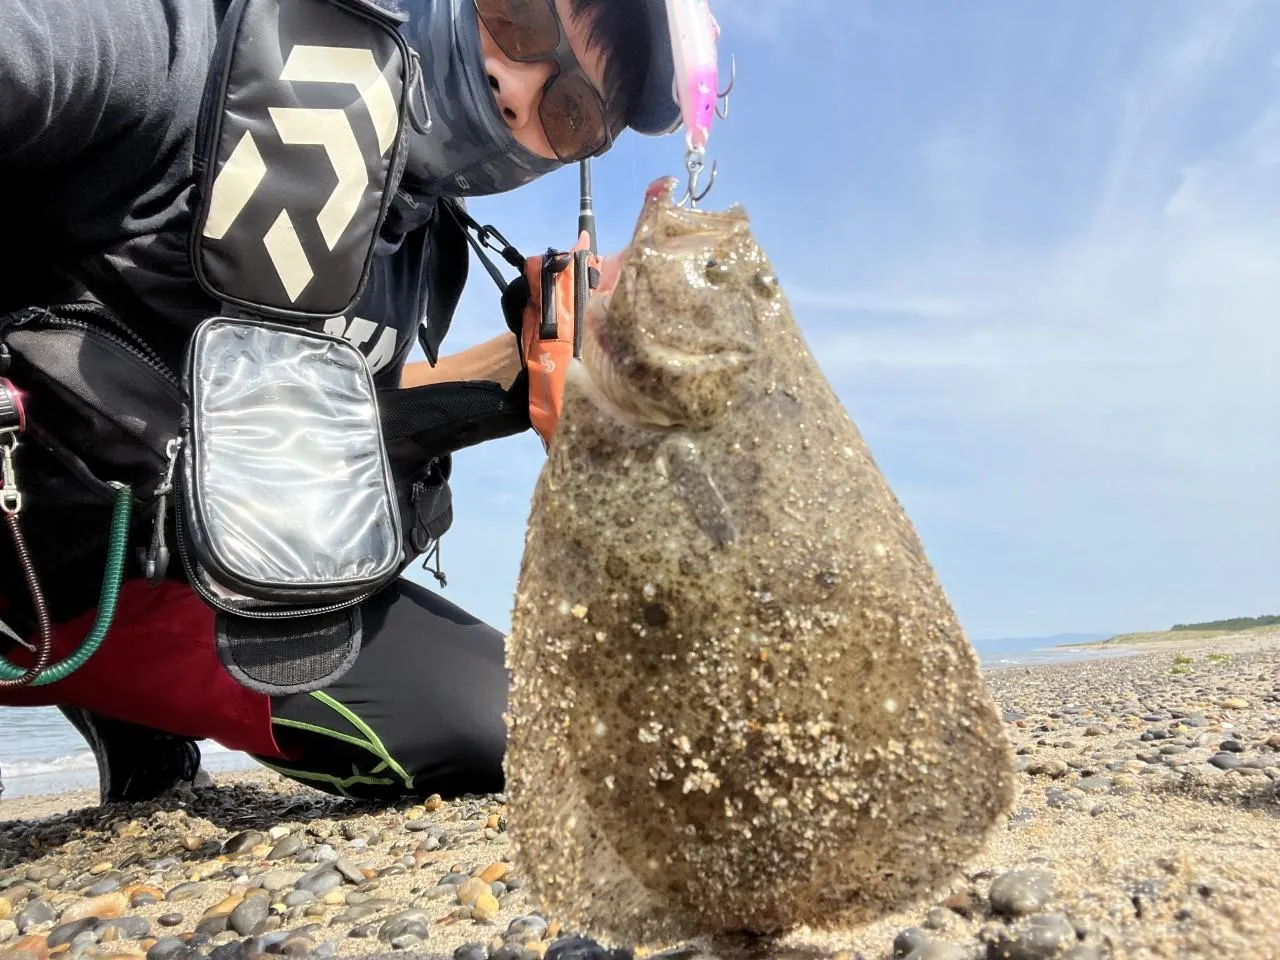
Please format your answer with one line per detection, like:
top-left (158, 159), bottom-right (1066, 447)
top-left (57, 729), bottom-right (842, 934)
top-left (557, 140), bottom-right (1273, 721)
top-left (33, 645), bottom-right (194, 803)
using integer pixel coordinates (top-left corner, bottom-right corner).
top-left (182, 0), bottom-right (420, 694)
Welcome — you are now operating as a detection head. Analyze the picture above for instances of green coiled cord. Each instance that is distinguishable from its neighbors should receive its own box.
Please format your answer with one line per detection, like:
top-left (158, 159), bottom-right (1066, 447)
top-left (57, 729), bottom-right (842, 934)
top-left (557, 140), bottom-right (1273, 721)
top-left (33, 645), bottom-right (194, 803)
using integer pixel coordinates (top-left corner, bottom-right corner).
top-left (0, 482), bottom-right (132, 686)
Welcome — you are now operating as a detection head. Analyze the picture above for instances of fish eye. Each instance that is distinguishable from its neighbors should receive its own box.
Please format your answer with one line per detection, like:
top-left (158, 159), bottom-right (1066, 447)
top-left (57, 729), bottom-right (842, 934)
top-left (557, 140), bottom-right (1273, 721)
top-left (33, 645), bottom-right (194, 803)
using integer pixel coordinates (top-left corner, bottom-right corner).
top-left (705, 259), bottom-right (733, 285)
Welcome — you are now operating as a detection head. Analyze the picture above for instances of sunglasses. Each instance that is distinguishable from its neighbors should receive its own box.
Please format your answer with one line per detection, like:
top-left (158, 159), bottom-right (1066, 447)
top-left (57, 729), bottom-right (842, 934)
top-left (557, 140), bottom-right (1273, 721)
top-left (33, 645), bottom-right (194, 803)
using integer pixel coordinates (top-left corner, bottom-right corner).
top-left (473, 0), bottom-right (614, 162)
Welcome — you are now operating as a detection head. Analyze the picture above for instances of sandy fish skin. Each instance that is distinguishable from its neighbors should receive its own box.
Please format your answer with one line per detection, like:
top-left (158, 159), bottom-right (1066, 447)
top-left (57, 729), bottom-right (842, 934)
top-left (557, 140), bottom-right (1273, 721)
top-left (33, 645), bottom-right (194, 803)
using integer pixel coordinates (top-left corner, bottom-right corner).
top-left (504, 177), bottom-right (1016, 949)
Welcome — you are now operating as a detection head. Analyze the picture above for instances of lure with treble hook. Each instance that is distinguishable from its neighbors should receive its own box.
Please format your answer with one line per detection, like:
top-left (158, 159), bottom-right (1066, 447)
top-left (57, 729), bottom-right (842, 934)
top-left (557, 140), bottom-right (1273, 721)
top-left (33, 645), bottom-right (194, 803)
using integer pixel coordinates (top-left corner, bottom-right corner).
top-left (665, 0), bottom-right (733, 207)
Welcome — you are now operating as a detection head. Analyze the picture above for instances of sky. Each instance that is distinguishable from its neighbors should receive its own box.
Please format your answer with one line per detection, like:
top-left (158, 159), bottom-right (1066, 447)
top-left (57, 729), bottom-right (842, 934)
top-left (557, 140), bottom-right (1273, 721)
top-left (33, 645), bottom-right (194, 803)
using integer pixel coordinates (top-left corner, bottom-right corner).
top-left (400, 0), bottom-right (1280, 643)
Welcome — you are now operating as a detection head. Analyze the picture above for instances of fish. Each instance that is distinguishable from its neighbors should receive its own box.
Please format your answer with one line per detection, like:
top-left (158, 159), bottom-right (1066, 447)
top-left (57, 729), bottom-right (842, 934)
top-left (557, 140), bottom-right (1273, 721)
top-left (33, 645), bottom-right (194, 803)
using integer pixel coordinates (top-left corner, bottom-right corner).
top-left (503, 177), bottom-right (1017, 955)
top-left (665, 0), bottom-right (721, 151)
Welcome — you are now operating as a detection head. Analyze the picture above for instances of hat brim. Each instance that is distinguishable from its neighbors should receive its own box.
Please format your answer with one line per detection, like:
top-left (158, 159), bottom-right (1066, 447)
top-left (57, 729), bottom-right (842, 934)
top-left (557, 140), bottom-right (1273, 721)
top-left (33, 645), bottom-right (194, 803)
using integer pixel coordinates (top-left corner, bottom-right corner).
top-left (626, 0), bottom-right (683, 136)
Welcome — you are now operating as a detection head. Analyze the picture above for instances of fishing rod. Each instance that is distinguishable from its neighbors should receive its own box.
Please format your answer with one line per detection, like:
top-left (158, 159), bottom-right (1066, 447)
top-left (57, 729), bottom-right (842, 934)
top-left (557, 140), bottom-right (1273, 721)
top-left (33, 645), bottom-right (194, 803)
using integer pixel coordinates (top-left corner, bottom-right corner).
top-left (578, 158), bottom-right (597, 255)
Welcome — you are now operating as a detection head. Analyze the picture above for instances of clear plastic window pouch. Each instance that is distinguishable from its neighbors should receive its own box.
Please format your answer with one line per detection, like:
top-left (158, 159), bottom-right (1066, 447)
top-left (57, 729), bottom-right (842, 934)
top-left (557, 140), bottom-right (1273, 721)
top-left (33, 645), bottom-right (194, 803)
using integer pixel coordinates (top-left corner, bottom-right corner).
top-left (175, 316), bottom-right (404, 693)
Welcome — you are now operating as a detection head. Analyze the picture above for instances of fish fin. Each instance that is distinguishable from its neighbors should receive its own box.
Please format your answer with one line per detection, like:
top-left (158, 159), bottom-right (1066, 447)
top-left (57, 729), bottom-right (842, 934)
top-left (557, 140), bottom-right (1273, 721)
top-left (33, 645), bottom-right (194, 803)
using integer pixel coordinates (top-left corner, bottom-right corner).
top-left (658, 434), bottom-right (736, 547)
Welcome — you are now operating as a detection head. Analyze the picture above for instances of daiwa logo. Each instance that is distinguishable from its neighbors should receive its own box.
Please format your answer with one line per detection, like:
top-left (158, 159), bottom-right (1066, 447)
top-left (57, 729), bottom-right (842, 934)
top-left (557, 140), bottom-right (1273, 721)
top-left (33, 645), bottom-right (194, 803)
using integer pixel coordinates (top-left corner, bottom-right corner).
top-left (201, 44), bottom-right (400, 303)
top-left (324, 314), bottom-right (398, 375)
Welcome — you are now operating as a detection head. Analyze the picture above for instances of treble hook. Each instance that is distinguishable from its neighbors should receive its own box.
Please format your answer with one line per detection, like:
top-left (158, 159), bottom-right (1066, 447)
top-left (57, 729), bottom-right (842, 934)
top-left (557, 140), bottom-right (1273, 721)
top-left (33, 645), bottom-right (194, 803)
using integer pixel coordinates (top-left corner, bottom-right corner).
top-left (716, 55), bottom-right (735, 120)
top-left (677, 148), bottom-right (717, 208)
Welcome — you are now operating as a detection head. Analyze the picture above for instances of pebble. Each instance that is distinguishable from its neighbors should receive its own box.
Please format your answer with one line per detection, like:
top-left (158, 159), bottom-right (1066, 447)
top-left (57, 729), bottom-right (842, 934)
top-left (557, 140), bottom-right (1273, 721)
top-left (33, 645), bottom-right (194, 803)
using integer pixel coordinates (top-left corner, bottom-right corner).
top-left (506, 916), bottom-right (549, 943)
top-left (222, 831), bottom-right (266, 855)
top-left (164, 884), bottom-right (208, 904)
top-left (84, 877), bottom-right (123, 898)
top-left (0, 921), bottom-right (17, 944)
top-left (156, 915), bottom-right (183, 929)
top-left (60, 894), bottom-right (128, 924)
top-left (229, 899), bottom-right (269, 937)
top-left (988, 870), bottom-right (1056, 918)
top-left (15, 902), bottom-right (55, 933)
top-left (46, 919), bottom-right (100, 949)
top-left (267, 836), bottom-right (305, 861)
top-left (379, 912), bottom-right (430, 943)
top-left (987, 912), bottom-right (1079, 959)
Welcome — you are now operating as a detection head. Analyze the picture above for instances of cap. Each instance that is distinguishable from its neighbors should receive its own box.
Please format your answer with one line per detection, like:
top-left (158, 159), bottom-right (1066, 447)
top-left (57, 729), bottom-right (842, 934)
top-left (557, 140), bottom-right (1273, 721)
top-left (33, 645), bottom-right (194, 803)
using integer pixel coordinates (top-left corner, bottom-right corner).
top-left (626, 0), bottom-right (682, 136)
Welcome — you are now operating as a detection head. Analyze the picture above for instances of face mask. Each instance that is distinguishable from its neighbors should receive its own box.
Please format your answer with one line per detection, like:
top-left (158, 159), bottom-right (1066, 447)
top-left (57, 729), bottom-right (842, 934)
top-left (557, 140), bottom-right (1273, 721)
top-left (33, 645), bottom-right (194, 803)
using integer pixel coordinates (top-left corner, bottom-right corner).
top-left (395, 0), bottom-right (565, 200)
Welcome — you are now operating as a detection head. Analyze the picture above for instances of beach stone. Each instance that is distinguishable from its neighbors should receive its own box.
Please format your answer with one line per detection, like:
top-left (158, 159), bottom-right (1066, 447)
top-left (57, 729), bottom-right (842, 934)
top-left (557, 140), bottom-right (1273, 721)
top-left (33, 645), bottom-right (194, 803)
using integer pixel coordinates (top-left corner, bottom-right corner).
top-left (987, 912), bottom-right (1078, 960)
top-left (505, 917), bottom-right (549, 944)
top-left (472, 894), bottom-right (500, 922)
top-left (295, 871), bottom-right (341, 897)
top-left (209, 941), bottom-right (252, 960)
top-left (15, 902), bottom-right (55, 932)
top-left (229, 899), bottom-right (269, 937)
top-left (1208, 753), bottom-right (1242, 771)
top-left (156, 916), bottom-right (183, 929)
top-left (282, 892), bottom-right (314, 909)
top-left (0, 921), bottom-right (17, 944)
top-left (46, 920), bottom-right (101, 950)
top-left (295, 847), bottom-right (337, 866)
top-left (145, 939), bottom-right (198, 960)
top-left (99, 919), bottom-right (149, 941)
top-left (1026, 760), bottom-right (1068, 778)
top-left (544, 936), bottom-right (633, 960)
top-left (1061, 947), bottom-right (1101, 960)
top-left (1221, 698), bottom-right (1250, 709)
top-left (452, 945), bottom-right (486, 960)
top-left (164, 883), bottom-right (208, 903)
top-left (1219, 739), bottom-right (1245, 752)
top-left (455, 879), bottom-right (489, 908)
top-left (988, 870), bottom-right (1056, 918)
top-left (333, 861), bottom-right (365, 886)
top-left (278, 936), bottom-right (314, 955)
top-left (84, 877), bottom-right (123, 899)
top-left (60, 896), bottom-right (127, 925)
top-left (259, 873), bottom-right (296, 895)
top-left (268, 837), bottom-right (305, 861)
top-left (223, 832), bottom-right (266, 855)
top-left (893, 928), bottom-right (931, 957)
top-left (379, 912), bottom-right (429, 944)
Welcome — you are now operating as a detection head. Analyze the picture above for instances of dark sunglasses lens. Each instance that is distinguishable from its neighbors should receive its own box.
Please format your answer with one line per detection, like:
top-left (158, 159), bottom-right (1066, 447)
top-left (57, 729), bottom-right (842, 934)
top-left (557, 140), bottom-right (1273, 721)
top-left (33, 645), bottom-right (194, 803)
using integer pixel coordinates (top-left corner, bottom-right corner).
top-left (475, 0), bottom-right (559, 60)
top-left (541, 73), bottom-right (608, 161)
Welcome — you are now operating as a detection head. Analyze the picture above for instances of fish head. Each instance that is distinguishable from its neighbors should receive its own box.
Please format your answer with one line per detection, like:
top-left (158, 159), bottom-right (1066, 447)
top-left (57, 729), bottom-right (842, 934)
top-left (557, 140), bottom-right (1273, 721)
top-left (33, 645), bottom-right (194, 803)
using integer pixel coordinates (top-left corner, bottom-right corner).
top-left (582, 177), bottom-right (776, 430)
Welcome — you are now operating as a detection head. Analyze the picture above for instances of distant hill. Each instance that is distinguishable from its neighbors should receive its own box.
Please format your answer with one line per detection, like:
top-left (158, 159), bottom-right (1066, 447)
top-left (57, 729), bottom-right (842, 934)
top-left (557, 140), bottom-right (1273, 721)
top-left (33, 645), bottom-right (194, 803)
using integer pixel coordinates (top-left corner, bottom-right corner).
top-left (1170, 615), bottom-right (1280, 632)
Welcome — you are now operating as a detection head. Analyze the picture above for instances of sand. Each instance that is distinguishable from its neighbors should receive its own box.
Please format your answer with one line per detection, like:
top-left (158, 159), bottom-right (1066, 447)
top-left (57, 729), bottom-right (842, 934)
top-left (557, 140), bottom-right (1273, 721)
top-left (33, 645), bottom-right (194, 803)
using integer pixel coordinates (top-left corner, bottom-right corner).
top-left (2, 631), bottom-right (1278, 960)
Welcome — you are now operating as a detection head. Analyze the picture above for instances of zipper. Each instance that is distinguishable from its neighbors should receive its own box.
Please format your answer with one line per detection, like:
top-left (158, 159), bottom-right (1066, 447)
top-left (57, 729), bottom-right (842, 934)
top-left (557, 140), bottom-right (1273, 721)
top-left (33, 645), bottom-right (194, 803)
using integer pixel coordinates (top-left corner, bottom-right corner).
top-left (191, 0), bottom-right (249, 187)
top-left (172, 471), bottom-right (373, 621)
top-left (9, 305), bottom-right (182, 391)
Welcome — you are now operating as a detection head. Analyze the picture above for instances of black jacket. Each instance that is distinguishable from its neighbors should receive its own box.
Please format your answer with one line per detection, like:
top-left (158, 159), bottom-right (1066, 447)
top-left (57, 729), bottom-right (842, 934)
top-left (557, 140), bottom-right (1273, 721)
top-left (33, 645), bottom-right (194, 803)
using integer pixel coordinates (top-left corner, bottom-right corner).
top-left (0, 0), bottom-right (469, 385)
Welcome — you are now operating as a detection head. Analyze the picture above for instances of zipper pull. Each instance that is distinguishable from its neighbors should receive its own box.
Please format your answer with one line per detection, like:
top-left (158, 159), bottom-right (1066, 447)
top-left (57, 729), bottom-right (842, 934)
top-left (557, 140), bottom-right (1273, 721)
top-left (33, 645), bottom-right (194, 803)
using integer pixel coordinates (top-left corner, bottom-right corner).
top-left (421, 539), bottom-right (446, 588)
top-left (144, 438), bottom-right (181, 586)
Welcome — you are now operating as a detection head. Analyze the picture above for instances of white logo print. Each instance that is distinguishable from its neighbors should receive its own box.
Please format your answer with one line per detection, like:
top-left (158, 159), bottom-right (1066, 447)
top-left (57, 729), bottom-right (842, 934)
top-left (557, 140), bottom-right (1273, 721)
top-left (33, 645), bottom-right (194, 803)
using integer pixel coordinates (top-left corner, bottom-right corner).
top-left (201, 45), bottom-right (398, 302)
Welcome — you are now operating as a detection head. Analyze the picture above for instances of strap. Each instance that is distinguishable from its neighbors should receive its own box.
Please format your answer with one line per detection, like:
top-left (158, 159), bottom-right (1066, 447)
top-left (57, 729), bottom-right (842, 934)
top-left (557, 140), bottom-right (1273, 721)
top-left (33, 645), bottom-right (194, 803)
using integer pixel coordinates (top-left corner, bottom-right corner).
top-left (442, 200), bottom-right (527, 293)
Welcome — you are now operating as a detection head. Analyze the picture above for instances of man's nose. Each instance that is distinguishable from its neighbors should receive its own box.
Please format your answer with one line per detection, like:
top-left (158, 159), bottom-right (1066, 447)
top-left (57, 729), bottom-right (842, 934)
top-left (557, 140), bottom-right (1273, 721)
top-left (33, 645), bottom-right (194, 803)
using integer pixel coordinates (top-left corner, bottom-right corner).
top-left (486, 57), bottom-right (554, 130)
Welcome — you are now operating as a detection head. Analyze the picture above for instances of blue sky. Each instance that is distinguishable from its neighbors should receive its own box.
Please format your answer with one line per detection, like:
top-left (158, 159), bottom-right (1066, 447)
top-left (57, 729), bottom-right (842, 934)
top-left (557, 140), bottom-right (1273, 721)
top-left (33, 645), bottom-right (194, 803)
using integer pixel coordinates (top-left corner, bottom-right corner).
top-left (403, 0), bottom-right (1280, 642)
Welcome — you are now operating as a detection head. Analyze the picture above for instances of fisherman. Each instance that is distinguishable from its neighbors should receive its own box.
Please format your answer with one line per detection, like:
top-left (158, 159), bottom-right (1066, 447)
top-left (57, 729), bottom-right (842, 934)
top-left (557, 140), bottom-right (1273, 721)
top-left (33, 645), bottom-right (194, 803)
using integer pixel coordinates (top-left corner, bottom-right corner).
top-left (0, 0), bottom-right (686, 803)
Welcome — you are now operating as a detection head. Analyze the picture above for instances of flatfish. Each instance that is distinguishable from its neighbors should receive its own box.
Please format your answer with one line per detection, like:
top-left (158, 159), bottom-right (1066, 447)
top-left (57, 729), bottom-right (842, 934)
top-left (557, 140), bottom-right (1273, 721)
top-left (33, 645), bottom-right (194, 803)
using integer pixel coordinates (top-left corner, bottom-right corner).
top-left (504, 177), bottom-right (1015, 952)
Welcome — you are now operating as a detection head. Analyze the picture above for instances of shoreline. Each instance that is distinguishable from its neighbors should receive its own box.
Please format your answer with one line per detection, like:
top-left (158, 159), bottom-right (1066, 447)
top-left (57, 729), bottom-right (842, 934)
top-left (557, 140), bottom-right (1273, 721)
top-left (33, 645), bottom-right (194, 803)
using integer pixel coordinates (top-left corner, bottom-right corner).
top-left (1, 638), bottom-right (1152, 803)
top-left (2, 636), bottom-right (1279, 960)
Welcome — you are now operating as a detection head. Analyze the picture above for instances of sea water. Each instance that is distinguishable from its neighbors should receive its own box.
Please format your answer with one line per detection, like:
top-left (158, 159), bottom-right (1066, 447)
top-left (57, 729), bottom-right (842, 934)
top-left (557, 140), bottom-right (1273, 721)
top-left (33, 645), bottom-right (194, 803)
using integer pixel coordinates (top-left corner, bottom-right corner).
top-left (0, 634), bottom-right (1130, 801)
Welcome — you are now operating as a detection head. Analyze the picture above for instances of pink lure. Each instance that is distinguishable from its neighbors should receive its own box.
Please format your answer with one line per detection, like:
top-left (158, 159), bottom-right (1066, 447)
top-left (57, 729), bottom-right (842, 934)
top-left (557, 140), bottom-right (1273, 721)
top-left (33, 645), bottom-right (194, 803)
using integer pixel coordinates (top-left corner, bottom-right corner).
top-left (665, 0), bottom-right (720, 151)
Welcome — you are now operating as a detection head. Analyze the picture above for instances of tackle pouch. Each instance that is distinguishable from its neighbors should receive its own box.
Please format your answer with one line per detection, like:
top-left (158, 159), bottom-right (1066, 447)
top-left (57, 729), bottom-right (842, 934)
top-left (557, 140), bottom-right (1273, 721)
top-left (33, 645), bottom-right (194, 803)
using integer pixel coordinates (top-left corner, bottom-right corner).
top-left (176, 316), bottom-right (404, 695)
top-left (190, 0), bottom-right (415, 320)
